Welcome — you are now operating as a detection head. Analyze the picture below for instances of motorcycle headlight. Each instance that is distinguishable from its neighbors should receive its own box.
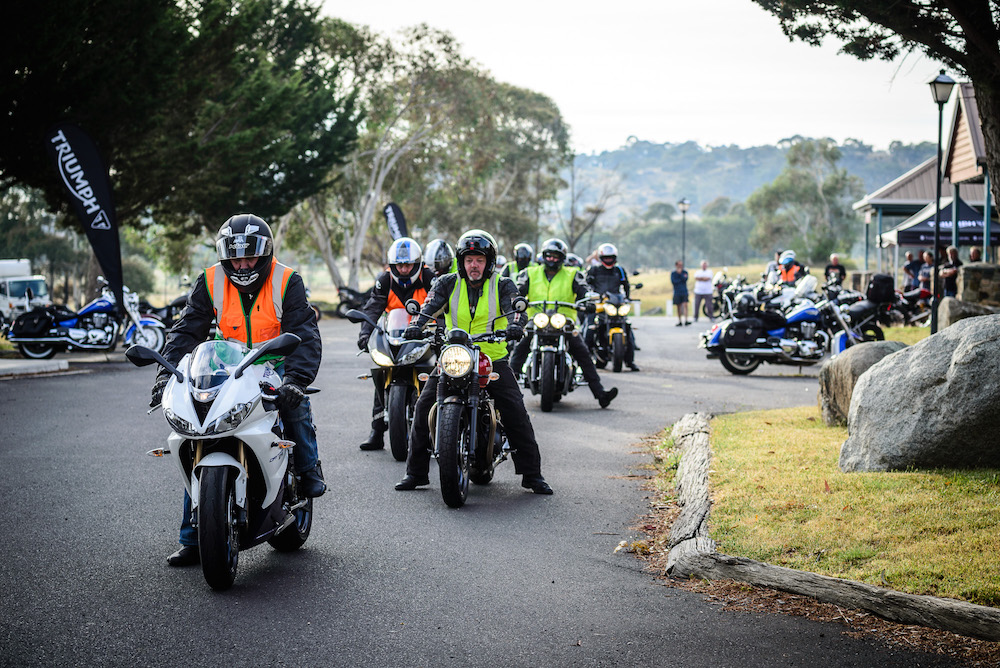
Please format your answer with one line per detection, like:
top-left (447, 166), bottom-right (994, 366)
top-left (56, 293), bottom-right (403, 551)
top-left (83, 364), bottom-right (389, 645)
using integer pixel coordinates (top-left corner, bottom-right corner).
top-left (532, 313), bottom-right (550, 329)
top-left (370, 347), bottom-right (394, 367)
top-left (618, 303), bottom-right (631, 316)
top-left (440, 345), bottom-right (473, 377)
top-left (604, 304), bottom-right (618, 316)
top-left (164, 408), bottom-right (199, 436)
top-left (207, 401), bottom-right (254, 434)
top-left (549, 313), bottom-right (567, 329)
top-left (397, 342), bottom-right (430, 366)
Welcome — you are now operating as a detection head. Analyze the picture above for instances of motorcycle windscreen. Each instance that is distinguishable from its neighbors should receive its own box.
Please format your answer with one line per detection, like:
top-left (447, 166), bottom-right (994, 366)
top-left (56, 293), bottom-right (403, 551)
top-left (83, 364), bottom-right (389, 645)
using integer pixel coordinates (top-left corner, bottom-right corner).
top-left (188, 340), bottom-right (248, 400)
top-left (383, 308), bottom-right (412, 340)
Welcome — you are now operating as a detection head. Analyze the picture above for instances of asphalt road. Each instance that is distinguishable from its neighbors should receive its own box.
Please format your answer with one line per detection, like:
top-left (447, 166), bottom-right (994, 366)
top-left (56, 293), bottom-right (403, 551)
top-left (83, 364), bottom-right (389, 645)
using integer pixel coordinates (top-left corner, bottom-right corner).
top-left (0, 316), bottom-right (961, 667)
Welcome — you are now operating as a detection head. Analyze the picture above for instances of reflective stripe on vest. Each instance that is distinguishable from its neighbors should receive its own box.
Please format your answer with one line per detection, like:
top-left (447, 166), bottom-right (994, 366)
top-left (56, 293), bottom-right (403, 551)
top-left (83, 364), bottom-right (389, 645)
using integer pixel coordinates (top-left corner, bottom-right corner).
top-left (526, 264), bottom-right (577, 318)
top-left (206, 260), bottom-right (293, 348)
top-left (447, 274), bottom-right (508, 361)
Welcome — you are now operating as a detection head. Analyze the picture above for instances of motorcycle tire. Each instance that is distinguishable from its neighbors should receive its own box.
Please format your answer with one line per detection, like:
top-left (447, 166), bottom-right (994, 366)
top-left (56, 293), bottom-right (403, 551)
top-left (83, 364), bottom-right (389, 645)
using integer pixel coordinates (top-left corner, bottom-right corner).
top-left (387, 384), bottom-right (413, 462)
top-left (540, 350), bottom-right (556, 413)
top-left (612, 332), bottom-right (625, 373)
top-left (268, 472), bottom-right (313, 552)
top-left (17, 343), bottom-right (57, 360)
top-left (311, 304), bottom-right (322, 322)
top-left (436, 403), bottom-right (470, 508)
top-left (703, 300), bottom-right (716, 320)
top-left (198, 466), bottom-right (240, 591)
top-left (131, 325), bottom-right (166, 354)
top-left (719, 350), bottom-right (762, 375)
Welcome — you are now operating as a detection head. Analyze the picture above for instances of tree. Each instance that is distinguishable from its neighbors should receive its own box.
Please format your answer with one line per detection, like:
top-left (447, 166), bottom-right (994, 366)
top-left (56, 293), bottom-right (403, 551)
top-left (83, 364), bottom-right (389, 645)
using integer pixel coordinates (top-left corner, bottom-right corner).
top-left (752, 0), bottom-right (1000, 204)
top-left (2, 0), bottom-right (360, 235)
top-left (555, 158), bottom-right (622, 253)
top-left (747, 138), bottom-right (864, 264)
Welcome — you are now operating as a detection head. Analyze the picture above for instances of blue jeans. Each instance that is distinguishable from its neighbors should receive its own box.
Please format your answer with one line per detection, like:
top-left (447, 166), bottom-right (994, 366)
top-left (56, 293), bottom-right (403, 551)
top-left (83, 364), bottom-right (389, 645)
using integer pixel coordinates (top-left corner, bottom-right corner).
top-left (178, 397), bottom-right (318, 546)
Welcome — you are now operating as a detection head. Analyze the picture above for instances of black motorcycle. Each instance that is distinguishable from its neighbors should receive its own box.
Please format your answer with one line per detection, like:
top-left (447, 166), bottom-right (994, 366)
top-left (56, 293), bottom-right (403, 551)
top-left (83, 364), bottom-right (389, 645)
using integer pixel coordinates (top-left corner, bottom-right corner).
top-left (335, 286), bottom-right (372, 318)
top-left (346, 307), bottom-right (436, 461)
top-left (139, 281), bottom-right (193, 329)
top-left (523, 299), bottom-right (588, 412)
top-left (412, 298), bottom-right (527, 508)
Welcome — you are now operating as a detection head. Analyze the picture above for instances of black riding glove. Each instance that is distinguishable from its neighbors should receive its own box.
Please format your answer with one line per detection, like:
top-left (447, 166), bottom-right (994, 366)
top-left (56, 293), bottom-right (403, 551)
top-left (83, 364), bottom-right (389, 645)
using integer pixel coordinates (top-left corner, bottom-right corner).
top-left (150, 375), bottom-right (168, 408)
top-left (505, 324), bottom-right (524, 342)
top-left (403, 325), bottom-right (423, 340)
top-left (277, 383), bottom-right (306, 410)
top-left (357, 332), bottom-right (369, 351)
top-left (585, 303), bottom-right (596, 314)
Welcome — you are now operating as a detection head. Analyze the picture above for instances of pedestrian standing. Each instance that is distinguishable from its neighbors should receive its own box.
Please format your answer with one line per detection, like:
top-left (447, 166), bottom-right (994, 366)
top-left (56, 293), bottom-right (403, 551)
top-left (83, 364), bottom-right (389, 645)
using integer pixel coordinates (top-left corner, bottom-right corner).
top-left (692, 260), bottom-right (714, 323)
top-left (671, 260), bottom-right (690, 326)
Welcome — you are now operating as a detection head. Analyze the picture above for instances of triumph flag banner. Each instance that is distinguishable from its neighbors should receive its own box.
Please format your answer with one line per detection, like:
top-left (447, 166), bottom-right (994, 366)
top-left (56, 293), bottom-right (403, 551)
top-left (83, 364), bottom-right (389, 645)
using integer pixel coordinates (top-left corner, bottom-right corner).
top-left (383, 202), bottom-right (408, 240)
top-left (45, 123), bottom-right (124, 313)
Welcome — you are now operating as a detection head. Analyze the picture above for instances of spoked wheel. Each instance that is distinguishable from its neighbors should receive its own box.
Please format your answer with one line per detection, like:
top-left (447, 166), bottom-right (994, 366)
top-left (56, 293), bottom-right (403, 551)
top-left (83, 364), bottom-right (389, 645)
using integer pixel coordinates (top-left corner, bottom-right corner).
top-left (719, 350), bottom-right (762, 375)
top-left (612, 332), bottom-right (625, 372)
top-left (436, 403), bottom-right (470, 508)
top-left (539, 350), bottom-right (556, 412)
top-left (387, 384), bottom-right (413, 462)
top-left (18, 343), bottom-right (57, 360)
top-left (268, 472), bottom-right (313, 552)
top-left (131, 325), bottom-right (166, 354)
top-left (198, 467), bottom-right (240, 591)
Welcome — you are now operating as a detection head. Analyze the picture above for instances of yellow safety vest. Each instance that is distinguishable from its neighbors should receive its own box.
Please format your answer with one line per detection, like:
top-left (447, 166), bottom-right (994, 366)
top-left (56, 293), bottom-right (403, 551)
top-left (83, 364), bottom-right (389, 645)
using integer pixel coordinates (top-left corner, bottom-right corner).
top-left (447, 274), bottom-right (508, 361)
top-left (526, 264), bottom-right (577, 318)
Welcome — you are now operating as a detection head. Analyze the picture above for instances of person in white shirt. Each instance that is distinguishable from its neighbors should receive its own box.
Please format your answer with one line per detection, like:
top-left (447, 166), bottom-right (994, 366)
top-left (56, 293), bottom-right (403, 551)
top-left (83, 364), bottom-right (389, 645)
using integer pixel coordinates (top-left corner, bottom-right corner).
top-left (692, 260), bottom-right (715, 322)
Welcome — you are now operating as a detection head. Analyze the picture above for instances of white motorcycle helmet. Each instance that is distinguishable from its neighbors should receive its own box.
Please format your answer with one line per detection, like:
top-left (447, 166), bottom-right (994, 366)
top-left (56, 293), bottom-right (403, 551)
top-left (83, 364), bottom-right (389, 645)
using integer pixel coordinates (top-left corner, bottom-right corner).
top-left (387, 237), bottom-right (422, 285)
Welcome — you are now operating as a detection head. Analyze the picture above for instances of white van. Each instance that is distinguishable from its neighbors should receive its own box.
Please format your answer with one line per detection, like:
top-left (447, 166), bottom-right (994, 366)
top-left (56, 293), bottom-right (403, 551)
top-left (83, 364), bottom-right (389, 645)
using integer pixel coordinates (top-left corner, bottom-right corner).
top-left (0, 259), bottom-right (52, 326)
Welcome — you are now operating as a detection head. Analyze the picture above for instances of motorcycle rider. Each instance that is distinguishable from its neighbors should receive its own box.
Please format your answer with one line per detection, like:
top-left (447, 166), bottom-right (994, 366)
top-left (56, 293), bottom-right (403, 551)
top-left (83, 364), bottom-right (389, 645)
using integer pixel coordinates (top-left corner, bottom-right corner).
top-left (510, 238), bottom-right (618, 408)
top-left (424, 238), bottom-right (457, 277)
top-left (356, 237), bottom-right (436, 451)
top-left (778, 250), bottom-right (806, 285)
top-left (149, 213), bottom-right (325, 567)
top-left (585, 242), bottom-right (639, 371)
top-left (501, 242), bottom-right (534, 278)
top-left (396, 229), bottom-right (553, 495)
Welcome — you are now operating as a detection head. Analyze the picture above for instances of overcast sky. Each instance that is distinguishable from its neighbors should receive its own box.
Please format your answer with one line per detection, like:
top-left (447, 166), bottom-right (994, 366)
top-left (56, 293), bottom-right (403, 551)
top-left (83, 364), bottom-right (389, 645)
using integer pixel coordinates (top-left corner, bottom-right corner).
top-left (323, 0), bottom-right (956, 155)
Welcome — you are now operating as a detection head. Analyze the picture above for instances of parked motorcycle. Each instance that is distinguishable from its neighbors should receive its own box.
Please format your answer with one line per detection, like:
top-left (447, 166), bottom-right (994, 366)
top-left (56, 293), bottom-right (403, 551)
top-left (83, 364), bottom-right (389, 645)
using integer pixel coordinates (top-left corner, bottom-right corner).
top-left (412, 297), bottom-right (527, 508)
top-left (346, 307), bottom-right (436, 461)
top-left (139, 277), bottom-right (193, 329)
top-left (591, 292), bottom-right (636, 372)
top-left (125, 333), bottom-right (318, 590)
top-left (335, 285), bottom-right (372, 318)
top-left (522, 299), bottom-right (588, 412)
top-left (7, 277), bottom-right (167, 359)
top-left (891, 287), bottom-right (933, 326)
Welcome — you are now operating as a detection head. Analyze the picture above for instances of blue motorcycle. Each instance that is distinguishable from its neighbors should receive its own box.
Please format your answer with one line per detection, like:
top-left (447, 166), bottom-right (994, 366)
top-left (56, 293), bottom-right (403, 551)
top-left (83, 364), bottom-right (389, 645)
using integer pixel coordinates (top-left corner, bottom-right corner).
top-left (6, 277), bottom-right (166, 360)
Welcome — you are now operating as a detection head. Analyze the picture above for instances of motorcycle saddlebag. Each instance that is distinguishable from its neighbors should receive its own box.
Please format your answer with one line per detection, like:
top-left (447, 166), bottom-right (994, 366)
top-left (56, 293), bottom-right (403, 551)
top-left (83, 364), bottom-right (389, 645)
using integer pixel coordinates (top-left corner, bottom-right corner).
top-left (11, 307), bottom-right (53, 337)
top-left (866, 273), bottom-right (894, 304)
top-left (723, 317), bottom-right (765, 346)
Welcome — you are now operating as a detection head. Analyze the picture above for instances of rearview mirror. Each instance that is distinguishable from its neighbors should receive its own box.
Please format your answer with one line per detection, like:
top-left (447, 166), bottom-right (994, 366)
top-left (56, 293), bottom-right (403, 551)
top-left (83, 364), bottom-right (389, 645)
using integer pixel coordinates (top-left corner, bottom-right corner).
top-left (511, 296), bottom-right (527, 313)
top-left (405, 299), bottom-right (421, 315)
top-left (125, 345), bottom-right (184, 382)
top-left (634, 283), bottom-right (644, 290)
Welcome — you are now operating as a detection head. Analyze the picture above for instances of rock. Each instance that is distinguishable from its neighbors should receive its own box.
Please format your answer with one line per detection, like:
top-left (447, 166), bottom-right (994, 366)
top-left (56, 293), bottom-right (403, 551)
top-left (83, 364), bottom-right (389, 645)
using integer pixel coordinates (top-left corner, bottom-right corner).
top-left (957, 262), bottom-right (1000, 305)
top-left (937, 296), bottom-right (1000, 329)
top-left (840, 315), bottom-right (1000, 472)
top-left (817, 341), bottom-right (908, 427)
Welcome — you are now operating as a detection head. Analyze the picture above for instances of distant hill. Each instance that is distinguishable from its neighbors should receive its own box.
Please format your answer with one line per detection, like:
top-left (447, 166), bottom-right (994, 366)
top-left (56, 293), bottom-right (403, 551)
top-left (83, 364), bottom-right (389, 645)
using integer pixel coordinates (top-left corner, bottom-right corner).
top-left (569, 137), bottom-right (935, 225)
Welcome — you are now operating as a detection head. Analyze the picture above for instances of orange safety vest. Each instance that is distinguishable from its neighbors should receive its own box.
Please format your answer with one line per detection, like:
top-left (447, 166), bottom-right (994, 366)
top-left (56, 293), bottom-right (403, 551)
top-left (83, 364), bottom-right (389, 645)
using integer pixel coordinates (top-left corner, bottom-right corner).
top-left (780, 264), bottom-right (798, 283)
top-left (387, 285), bottom-right (427, 312)
top-left (205, 260), bottom-right (294, 348)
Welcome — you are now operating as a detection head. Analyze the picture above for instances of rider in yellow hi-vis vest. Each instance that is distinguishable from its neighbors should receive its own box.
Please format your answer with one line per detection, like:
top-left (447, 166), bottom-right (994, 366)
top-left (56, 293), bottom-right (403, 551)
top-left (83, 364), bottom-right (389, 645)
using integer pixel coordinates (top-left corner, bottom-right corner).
top-left (395, 229), bottom-right (553, 495)
top-left (151, 214), bottom-right (325, 568)
top-left (510, 237), bottom-right (618, 409)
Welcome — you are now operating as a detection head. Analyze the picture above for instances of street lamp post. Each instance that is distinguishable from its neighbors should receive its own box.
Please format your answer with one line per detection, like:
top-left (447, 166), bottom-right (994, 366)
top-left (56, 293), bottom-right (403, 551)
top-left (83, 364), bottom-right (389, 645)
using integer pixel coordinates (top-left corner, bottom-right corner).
top-left (678, 198), bottom-right (690, 268)
top-left (929, 70), bottom-right (955, 334)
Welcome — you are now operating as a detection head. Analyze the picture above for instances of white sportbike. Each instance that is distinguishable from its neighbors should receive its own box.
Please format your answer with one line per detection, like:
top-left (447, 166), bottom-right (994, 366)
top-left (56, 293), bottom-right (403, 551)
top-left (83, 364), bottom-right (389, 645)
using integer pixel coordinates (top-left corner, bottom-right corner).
top-left (127, 333), bottom-right (317, 591)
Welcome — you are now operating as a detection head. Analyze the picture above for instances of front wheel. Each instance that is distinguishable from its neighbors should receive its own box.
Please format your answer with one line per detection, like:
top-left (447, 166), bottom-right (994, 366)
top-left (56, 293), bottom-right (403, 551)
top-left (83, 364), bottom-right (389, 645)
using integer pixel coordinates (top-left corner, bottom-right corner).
top-left (612, 332), bottom-right (625, 372)
top-left (198, 467), bottom-right (240, 591)
top-left (268, 474), bottom-right (313, 552)
top-left (18, 343), bottom-right (57, 360)
top-left (130, 325), bottom-right (166, 354)
top-left (719, 350), bottom-right (762, 375)
top-left (436, 403), bottom-right (470, 508)
top-left (387, 384), bottom-right (413, 462)
top-left (540, 350), bottom-right (556, 412)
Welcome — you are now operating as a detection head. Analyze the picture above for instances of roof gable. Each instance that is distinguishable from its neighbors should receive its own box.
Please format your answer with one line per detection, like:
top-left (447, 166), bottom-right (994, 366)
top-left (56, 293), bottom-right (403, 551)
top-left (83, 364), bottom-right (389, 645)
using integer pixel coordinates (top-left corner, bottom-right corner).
top-left (944, 83), bottom-right (987, 184)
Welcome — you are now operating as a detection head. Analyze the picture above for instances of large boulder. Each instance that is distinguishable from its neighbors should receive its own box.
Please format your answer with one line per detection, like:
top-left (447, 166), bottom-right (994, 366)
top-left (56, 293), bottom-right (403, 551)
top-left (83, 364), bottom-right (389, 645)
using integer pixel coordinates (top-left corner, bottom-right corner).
top-left (840, 315), bottom-right (1000, 472)
top-left (937, 296), bottom-right (1000, 329)
top-left (818, 340), bottom-right (908, 427)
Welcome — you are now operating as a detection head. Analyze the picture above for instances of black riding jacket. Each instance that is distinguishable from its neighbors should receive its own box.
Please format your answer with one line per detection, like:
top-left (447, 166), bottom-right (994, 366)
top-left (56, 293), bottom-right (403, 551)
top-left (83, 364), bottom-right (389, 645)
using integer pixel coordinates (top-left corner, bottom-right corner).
top-left (585, 264), bottom-right (631, 298)
top-left (358, 267), bottom-right (437, 339)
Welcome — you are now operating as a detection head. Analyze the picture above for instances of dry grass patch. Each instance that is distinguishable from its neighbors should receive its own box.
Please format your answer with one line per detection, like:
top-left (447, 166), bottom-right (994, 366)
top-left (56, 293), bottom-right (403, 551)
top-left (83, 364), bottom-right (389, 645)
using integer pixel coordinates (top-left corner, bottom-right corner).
top-left (708, 405), bottom-right (1000, 606)
top-left (883, 325), bottom-right (931, 346)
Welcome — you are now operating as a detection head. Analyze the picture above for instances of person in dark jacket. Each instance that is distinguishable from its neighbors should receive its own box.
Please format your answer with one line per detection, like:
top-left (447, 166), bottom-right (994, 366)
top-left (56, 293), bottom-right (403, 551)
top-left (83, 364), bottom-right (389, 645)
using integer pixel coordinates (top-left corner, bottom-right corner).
top-left (585, 242), bottom-right (638, 370)
top-left (356, 238), bottom-right (436, 451)
top-left (150, 214), bottom-right (324, 567)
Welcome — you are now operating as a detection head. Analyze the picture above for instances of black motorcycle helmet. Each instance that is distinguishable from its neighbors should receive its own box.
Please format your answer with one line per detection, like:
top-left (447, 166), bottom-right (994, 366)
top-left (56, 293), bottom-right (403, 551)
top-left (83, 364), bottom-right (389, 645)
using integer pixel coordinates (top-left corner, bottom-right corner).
top-left (216, 214), bottom-right (274, 294)
top-left (455, 229), bottom-right (498, 280)
top-left (734, 293), bottom-right (756, 316)
top-left (512, 243), bottom-right (534, 271)
top-left (424, 238), bottom-right (455, 276)
top-left (539, 238), bottom-right (568, 272)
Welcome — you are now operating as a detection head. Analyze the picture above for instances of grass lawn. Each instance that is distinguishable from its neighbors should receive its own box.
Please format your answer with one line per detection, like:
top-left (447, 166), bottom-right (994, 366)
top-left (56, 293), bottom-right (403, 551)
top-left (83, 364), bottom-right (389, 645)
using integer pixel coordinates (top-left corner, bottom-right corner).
top-left (653, 405), bottom-right (1000, 607)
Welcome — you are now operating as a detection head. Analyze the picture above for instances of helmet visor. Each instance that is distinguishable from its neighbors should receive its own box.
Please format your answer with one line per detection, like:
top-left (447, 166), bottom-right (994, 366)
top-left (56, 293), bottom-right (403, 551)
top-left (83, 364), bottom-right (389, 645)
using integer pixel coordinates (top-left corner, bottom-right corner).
top-left (217, 234), bottom-right (273, 261)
